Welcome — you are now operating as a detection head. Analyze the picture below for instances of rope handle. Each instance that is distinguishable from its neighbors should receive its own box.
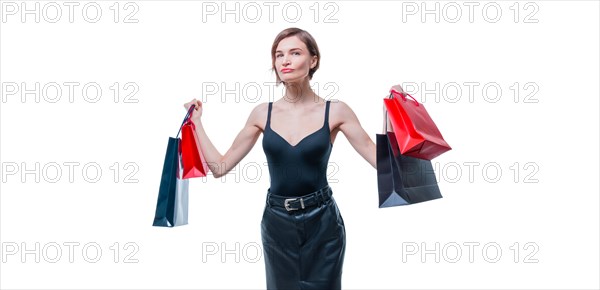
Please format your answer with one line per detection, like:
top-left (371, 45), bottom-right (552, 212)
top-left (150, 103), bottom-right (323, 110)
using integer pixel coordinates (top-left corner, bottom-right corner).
top-left (390, 88), bottom-right (419, 107)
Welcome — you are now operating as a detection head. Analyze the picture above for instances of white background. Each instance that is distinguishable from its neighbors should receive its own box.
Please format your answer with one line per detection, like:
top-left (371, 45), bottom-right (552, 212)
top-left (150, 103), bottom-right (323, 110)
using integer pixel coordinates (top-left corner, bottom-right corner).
top-left (1, 1), bottom-right (599, 289)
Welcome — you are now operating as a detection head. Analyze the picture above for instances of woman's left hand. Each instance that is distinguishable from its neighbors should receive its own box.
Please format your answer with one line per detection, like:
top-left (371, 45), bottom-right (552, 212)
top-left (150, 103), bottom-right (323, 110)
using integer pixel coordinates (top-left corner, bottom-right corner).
top-left (391, 84), bottom-right (405, 95)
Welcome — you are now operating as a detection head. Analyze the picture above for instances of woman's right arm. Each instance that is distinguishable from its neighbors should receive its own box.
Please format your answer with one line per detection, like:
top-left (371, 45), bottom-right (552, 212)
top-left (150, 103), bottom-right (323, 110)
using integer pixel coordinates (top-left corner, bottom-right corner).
top-left (184, 100), bottom-right (267, 178)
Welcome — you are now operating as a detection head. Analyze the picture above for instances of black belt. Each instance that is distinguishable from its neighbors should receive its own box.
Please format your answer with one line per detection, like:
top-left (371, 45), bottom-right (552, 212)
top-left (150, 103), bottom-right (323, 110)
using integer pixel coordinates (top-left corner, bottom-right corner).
top-left (267, 185), bottom-right (332, 211)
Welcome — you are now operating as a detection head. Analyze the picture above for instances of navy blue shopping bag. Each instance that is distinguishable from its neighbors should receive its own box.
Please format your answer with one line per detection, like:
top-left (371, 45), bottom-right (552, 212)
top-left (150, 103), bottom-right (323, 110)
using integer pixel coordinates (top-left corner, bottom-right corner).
top-left (376, 131), bottom-right (443, 208)
top-left (152, 106), bottom-right (195, 227)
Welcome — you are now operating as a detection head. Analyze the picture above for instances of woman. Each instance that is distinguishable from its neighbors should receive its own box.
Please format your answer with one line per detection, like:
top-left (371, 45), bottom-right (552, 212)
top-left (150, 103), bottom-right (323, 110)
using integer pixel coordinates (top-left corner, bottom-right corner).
top-left (184, 27), bottom-right (401, 289)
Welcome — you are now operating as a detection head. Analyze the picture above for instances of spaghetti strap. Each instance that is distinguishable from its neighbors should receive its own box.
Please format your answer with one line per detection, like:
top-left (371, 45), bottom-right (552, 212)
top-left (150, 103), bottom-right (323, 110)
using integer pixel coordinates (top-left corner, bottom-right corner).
top-left (266, 102), bottom-right (273, 130)
top-left (324, 100), bottom-right (331, 127)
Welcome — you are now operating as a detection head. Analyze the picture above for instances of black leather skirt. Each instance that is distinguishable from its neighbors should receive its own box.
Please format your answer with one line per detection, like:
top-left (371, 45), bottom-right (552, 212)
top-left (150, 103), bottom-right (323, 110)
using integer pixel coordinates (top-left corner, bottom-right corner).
top-left (261, 185), bottom-right (346, 290)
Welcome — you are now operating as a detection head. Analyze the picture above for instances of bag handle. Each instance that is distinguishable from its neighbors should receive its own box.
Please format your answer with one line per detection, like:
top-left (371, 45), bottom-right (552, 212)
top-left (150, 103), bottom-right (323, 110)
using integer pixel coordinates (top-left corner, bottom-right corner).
top-left (384, 89), bottom-right (418, 134)
top-left (390, 89), bottom-right (419, 107)
top-left (176, 104), bottom-right (196, 138)
top-left (384, 111), bottom-right (389, 134)
top-left (384, 93), bottom-right (392, 133)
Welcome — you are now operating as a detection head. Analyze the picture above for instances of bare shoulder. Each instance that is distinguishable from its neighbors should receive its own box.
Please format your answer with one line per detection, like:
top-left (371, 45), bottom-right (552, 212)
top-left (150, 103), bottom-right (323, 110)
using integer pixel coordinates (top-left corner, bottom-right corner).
top-left (246, 102), bottom-right (270, 131)
top-left (328, 99), bottom-right (358, 132)
top-left (329, 99), bottom-right (355, 119)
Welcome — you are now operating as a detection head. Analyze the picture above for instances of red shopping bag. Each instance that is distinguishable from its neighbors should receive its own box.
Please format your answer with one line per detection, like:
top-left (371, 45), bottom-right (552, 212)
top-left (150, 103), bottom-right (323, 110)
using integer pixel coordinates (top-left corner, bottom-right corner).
top-left (383, 86), bottom-right (451, 160)
top-left (180, 105), bottom-right (209, 178)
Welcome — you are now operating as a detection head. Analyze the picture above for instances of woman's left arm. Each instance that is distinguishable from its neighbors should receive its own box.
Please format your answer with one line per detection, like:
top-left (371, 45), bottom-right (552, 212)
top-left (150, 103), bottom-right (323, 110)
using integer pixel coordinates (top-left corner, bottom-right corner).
top-left (335, 100), bottom-right (378, 170)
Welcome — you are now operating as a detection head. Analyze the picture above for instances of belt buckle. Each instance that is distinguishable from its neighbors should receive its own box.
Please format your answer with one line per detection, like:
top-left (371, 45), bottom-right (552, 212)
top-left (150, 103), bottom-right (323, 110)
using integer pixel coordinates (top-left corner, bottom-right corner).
top-left (284, 197), bottom-right (305, 211)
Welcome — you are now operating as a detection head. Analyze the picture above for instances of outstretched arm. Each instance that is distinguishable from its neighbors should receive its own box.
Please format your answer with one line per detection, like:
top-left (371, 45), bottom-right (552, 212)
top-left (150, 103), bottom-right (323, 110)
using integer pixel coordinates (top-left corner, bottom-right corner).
top-left (335, 99), bottom-right (395, 170)
top-left (336, 100), bottom-right (379, 170)
top-left (184, 100), bottom-right (267, 178)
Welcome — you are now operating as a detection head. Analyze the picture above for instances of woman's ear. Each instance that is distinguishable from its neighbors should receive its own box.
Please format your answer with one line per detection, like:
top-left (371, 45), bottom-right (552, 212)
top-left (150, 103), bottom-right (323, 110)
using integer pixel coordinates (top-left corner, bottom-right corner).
top-left (310, 56), bottom-right (318, 69)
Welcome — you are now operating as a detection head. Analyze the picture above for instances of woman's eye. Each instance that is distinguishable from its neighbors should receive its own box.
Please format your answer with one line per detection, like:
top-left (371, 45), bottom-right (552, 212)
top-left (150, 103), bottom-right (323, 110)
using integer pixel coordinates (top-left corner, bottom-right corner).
top-left (275, 52), bottom-right (299, 58)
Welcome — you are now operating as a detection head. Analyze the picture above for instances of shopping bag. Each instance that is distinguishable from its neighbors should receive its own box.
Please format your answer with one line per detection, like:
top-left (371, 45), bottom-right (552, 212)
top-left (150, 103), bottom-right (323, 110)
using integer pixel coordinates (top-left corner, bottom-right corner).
top-left (181, 116), bottom-right (209, 179)
top-left (152, 106), bottom-right (195, 227)
top-left (383, 86), bottom-right (451, 160)
top-left (376, 130), bottom-right (443, 208)
top-left (376, 133), bottom-right (408, 207)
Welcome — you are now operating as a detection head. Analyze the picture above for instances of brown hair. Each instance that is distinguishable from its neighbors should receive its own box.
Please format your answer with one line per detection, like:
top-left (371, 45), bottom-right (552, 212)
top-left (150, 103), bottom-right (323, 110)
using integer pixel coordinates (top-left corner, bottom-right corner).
top-left (271, 27), bottom-right (320, 86)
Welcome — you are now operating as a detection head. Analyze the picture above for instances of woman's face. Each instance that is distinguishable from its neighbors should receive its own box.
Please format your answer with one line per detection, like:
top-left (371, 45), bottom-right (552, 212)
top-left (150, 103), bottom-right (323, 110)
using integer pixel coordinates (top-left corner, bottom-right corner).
top-left (275, 35), bottom-right (317, 84)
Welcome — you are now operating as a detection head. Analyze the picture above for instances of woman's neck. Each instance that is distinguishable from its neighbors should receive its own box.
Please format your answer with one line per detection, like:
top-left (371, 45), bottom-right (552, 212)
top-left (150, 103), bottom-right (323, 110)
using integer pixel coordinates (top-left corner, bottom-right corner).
top-left (281, 80), bottom-right (318, 106)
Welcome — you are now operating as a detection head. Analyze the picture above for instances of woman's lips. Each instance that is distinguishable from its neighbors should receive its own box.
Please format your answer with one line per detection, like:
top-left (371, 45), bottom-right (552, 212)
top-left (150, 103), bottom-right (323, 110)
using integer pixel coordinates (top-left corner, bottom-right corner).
top-left (281, 69), bottom-right (294, 73)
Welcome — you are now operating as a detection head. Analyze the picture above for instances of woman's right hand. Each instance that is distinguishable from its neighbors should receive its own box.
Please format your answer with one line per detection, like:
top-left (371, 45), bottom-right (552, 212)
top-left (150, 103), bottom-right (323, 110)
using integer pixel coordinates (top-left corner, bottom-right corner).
top-left (183, 98), bottom-right (203, 124)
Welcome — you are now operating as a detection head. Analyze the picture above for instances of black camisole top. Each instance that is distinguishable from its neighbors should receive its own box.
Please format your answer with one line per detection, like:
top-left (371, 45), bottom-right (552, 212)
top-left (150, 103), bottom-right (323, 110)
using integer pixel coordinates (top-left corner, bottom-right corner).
top-left (262, 100), bottom-right (332, 197)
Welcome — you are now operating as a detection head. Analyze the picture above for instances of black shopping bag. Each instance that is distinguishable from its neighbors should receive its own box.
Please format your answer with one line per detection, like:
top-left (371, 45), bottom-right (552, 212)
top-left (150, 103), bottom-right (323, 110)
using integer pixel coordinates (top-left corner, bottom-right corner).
top-left (152, 106), bottom-right (195, 227)
top-left (376, 132), bottom-right (442, 208)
